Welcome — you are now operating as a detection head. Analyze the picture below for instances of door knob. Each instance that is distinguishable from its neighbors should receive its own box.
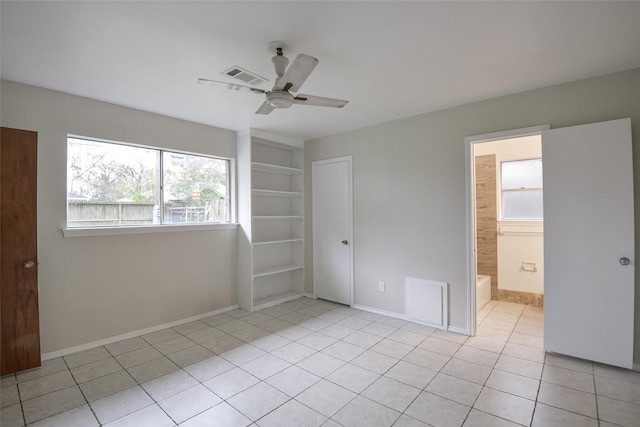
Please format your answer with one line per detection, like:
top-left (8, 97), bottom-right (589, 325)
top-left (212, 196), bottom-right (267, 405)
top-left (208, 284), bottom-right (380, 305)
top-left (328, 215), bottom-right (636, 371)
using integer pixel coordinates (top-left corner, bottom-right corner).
top-left (23, 260), bottom-right (35, 269)
top-left (619, 257), bottom-right (630, 266)
top-left (341, 240), bottom-right (349, 245)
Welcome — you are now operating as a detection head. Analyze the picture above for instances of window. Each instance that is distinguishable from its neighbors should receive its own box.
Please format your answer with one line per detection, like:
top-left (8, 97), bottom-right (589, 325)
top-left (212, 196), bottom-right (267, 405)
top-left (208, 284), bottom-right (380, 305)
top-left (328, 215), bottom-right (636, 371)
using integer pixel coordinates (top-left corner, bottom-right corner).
top-left (67, 137), bottom-right (230, 227)
top-left (501, 158), bottom-right (543, 220)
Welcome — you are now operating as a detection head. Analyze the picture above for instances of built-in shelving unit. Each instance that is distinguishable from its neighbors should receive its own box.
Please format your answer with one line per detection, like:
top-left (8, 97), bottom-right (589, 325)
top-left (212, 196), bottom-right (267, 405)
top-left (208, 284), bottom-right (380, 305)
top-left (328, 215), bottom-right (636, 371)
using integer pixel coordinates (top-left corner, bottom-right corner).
top-left (237, 129), bottom-right (305, 311)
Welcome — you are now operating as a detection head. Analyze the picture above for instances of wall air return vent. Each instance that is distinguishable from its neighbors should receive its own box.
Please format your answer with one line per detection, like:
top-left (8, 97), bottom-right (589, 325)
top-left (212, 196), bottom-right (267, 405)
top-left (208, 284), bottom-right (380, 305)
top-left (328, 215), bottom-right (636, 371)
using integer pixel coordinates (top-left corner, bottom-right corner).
top-left (222, 66), bottom-right (268, 86)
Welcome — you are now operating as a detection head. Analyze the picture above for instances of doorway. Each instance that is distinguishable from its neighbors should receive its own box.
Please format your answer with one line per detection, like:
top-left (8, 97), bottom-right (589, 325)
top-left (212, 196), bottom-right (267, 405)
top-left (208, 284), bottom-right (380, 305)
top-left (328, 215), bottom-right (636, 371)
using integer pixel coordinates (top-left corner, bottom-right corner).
top-left (466, 125), bottom-right (549, 335)
top-left (474, 135), bottom-right (544, 316)
top-left (312, 156), bottom-right (353, 305)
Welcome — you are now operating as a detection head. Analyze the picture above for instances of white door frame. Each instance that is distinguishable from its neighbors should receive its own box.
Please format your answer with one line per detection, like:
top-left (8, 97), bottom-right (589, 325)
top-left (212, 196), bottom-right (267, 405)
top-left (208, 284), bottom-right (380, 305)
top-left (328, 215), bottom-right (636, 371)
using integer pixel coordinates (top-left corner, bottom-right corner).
top-left (465, 125), bottom-right (549, 335)
top-left (312, 156), bottom-right (354, 306)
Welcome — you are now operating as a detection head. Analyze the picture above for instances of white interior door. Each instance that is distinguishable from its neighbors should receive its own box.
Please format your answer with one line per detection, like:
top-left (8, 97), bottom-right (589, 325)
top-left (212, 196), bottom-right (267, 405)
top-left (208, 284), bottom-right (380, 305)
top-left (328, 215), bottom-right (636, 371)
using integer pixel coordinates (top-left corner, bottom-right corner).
top-left (313, 157), bottom-right (353, 305)
top-left (543, 118), bottom-right (634, 369)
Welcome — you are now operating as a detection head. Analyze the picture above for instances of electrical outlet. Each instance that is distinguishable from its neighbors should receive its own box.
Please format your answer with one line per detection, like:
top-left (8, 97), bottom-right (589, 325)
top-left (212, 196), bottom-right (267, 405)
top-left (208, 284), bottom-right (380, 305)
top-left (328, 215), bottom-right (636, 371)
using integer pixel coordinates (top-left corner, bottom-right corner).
top-left (378, 281), bottom-right (385, 292)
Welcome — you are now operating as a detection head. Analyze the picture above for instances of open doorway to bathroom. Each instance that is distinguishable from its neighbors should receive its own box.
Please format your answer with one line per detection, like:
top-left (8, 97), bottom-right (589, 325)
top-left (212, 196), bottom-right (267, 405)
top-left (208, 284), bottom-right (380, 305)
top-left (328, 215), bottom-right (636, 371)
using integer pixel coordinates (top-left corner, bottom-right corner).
top-left (466, 126), bottom-right (547, 334)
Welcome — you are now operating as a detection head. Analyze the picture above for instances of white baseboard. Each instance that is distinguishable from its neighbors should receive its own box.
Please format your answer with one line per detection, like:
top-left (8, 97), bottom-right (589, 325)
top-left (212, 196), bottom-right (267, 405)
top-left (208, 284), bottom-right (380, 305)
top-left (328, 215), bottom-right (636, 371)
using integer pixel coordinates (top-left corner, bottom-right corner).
top-left (352, 304), bottom-right (469, 335)
top-left (41, 304), bottom-right (240, 361)
top-left (447, 325), bottom-right (471, 336)
top-left (351, 304), bottom-right (407, 321)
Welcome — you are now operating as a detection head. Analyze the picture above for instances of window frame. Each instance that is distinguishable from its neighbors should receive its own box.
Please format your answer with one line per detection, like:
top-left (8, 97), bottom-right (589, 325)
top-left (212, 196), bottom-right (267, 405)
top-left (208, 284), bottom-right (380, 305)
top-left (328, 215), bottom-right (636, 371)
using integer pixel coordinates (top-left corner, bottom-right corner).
top-left (499, 157), bottom-right (543, 221)
top-left (64, 135), bottom-right (236, 237)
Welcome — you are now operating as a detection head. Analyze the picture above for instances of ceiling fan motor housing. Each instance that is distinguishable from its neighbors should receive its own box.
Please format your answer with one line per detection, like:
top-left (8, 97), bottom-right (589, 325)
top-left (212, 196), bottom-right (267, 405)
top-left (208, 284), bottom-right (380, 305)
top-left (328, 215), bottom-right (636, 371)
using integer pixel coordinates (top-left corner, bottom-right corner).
top-left (266, 91), bottom-right (294, 109)
top-left (272, 50), bottom-right (289, 78)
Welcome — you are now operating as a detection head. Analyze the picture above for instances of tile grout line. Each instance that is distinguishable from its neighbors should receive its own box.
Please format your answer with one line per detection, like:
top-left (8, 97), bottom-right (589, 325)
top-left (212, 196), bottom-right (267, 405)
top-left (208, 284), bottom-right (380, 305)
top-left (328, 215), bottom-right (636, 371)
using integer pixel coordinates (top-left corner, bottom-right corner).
top-left (324, 322), bottom-right (432, 425)
top-left (104, 342), bottom-right (177, 427)
top-left (16, 375), bottom-right (27, 427)
top-left (63, 354), bottom-right (103, 427)
top-left (463, 302), bottom-right (524, 426)
top-left (591, 360), bottom-right (600, 425)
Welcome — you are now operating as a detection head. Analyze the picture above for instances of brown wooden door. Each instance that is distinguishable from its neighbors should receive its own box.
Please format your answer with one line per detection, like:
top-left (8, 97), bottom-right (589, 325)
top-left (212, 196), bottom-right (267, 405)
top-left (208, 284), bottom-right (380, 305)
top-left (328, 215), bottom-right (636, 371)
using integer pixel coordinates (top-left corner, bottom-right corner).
top-left (1, 127), bottom-right (40, 375)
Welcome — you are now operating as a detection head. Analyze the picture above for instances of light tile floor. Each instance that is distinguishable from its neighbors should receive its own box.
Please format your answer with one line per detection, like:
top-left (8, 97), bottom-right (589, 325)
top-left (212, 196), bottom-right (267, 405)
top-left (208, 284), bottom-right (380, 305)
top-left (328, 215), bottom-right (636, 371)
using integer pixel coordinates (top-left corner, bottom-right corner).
top-left (2, 298), bottom-right (640, 426)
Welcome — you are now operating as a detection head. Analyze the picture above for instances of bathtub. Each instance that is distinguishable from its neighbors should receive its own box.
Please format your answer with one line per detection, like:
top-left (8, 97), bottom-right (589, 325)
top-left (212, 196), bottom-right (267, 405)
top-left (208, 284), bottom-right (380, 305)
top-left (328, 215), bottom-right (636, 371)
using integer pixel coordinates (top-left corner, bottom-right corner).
top-left (476, 275), bottom-right (491, 312)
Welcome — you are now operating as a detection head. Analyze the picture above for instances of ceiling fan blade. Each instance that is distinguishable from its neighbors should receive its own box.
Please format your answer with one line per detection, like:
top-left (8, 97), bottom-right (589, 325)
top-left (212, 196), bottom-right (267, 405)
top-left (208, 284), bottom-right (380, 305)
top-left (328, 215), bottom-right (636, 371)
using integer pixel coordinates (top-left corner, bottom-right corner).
top-left (275, 54), bottom-right (318, 92)
top-left (198, 78), bottom-right (265, 94)
top-left (293, 94), bottom-right (349, 108)
top-left (255, 101), bottom-right (275, 115)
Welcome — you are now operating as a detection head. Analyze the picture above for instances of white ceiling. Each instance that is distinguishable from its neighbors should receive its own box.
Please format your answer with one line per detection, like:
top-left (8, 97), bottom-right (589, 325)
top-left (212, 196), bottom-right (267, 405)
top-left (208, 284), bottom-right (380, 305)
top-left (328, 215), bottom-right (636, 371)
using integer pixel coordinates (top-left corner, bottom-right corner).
top-left (2, 1), bottom-right (640, 141)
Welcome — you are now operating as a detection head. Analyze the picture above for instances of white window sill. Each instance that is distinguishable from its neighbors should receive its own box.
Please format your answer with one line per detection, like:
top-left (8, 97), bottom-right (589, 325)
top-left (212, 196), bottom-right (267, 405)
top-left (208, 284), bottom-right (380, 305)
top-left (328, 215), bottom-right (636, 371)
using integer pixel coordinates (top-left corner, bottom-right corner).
top-left (498, 220), bottom-right (543, 235)
top-left (62, 223), bottom-right (238, 238)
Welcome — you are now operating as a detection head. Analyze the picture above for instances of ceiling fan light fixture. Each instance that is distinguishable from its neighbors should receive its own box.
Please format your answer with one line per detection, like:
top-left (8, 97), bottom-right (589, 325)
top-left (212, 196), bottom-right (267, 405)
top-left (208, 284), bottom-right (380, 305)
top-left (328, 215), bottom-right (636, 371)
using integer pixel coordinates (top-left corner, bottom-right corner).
top-left (266, 91), bottom-right (294, 109)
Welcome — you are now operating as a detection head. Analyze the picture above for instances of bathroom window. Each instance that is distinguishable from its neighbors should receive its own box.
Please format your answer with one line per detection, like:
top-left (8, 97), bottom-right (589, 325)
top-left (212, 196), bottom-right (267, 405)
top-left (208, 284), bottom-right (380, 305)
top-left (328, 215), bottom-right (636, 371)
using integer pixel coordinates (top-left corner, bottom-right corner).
top-left (501, 158), bottom-right (543, 220)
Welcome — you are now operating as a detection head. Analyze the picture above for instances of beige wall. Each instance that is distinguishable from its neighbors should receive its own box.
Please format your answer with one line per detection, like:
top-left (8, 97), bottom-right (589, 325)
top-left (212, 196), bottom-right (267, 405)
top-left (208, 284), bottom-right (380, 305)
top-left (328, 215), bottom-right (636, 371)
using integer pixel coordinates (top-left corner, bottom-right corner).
top-left (474, 154), bottom-right (498, 298)
top-left (1, 81), bottom-right (238, 354)
top-left (304, 68), bottom-right (640, 363)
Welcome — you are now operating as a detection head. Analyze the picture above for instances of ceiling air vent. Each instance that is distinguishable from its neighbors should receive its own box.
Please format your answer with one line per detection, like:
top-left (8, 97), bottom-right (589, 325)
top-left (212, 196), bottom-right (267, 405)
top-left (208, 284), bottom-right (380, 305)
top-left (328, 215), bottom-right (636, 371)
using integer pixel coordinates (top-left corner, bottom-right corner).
top-left (222, 66), bottom-right (268, 86)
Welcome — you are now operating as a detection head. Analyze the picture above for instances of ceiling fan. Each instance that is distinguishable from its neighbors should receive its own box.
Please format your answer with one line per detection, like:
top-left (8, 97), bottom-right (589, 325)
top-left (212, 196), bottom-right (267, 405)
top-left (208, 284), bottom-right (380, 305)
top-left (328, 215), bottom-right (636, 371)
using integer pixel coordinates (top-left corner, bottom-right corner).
top-left (198, 45), bottom-right (349, 115)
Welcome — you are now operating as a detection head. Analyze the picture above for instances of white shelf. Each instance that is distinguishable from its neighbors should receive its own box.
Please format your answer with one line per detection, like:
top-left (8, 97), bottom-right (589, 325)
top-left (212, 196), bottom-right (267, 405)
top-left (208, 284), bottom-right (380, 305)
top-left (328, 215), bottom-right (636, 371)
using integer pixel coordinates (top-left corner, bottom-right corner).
top-left (253, 238), bottom-right (303, 246)
top-left (253, 189), bottom-right (303, 198)
top-left (252, 162), bottom-right (302, 175)
top-left (237, 130), bottom-right (304, 312)
top-left (253, 264), bottom-right (303, 278)
top-left (253, 215), bottom-right (303, 221)
top-left (253, 290), bottom-right (305, 310)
